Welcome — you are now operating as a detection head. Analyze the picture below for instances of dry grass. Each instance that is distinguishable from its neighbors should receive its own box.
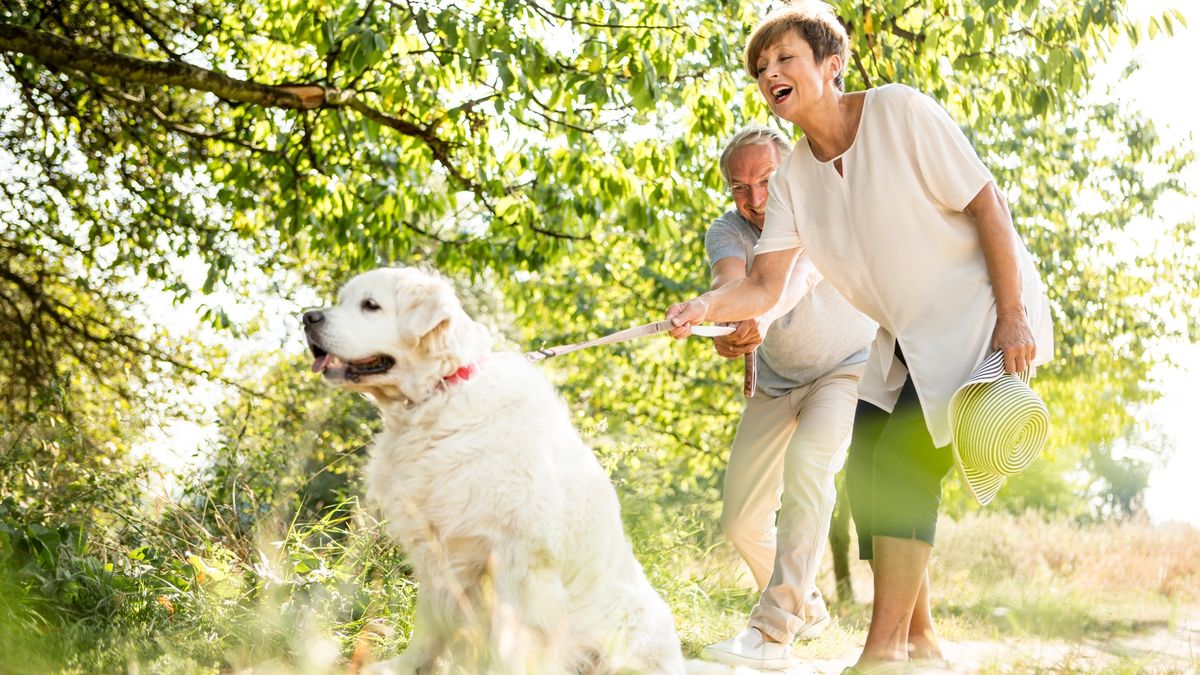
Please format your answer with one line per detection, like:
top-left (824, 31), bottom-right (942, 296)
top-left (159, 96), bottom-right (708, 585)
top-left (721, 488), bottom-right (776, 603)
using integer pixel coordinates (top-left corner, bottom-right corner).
top-left (934, 511), bottom-right (1200, 605)
top-left (677, 509), bottom-right (1200, 671)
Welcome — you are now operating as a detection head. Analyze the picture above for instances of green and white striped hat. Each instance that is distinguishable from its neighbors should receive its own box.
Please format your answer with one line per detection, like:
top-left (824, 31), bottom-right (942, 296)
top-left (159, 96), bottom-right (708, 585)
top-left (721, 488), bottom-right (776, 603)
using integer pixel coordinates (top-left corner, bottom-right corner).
top-left (949, 351), bottom-right (1050, 506)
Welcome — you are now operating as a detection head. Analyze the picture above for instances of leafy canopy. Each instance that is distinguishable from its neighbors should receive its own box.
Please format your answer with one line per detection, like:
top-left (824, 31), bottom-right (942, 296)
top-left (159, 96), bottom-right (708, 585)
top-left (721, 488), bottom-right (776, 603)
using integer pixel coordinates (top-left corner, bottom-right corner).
top-left (0, 0), bottom-right (1195, 516)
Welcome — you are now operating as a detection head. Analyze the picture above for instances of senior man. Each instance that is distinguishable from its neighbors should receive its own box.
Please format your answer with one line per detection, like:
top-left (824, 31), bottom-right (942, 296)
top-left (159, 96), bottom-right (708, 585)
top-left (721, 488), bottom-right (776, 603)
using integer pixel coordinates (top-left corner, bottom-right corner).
top-left (699, 126), bottom-right (876, 670)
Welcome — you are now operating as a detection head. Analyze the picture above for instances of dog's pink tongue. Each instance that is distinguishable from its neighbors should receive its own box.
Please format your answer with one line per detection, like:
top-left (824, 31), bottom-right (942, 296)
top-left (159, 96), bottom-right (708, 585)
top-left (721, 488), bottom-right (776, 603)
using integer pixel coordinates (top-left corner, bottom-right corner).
top-left (312, 354), bottom-right (333, 373)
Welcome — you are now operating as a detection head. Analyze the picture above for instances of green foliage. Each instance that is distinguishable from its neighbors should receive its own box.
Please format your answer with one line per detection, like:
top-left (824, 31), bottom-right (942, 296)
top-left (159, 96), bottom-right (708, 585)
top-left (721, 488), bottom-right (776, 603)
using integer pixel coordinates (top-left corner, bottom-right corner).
top-left (1, 0), bottom-right (1195, 510)
top-left (182, 354), bottom-right (378, 542)
top-left (1, 0), bottom-right (1199, 670)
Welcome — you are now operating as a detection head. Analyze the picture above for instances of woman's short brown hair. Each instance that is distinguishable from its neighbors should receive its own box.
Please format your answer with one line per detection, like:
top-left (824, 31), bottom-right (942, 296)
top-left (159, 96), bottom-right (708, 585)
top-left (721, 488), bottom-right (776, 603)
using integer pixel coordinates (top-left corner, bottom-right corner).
top-left (744, 2), bottom-right (850, 91)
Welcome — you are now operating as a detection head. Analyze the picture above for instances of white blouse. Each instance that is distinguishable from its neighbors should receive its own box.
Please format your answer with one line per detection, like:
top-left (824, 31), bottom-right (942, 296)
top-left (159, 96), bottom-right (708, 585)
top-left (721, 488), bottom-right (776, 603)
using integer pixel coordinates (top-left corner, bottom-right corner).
top-left (756, 83), bottom-right (1054, 447)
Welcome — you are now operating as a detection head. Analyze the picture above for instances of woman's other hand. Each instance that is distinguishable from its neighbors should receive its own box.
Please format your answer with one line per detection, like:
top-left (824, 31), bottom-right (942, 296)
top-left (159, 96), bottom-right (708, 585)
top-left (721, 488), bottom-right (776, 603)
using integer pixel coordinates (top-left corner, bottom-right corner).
top-left (992, 309), bottom-right (1036, 373)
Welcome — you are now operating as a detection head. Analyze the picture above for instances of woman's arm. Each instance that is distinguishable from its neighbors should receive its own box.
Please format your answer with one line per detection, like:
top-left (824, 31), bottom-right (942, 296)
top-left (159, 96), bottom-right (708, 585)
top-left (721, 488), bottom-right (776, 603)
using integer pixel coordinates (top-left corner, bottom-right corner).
top-left (965, 182), bottom-right (1037, 373)
top-left (708, 253), bottom-right (823, 356)
top-left (666, 247), bottom-right (809, 338)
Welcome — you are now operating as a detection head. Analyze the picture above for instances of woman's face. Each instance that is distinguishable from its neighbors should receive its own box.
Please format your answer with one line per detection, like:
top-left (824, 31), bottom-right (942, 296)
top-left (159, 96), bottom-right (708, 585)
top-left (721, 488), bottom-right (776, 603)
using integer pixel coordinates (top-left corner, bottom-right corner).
top-left (755, 31), bottom-right (835, 120)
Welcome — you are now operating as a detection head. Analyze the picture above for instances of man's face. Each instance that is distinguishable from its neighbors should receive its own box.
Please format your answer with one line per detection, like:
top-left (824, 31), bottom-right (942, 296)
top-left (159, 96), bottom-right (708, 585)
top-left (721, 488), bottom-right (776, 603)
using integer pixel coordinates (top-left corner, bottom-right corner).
top-left (728, 143), bottom-right (780, 231)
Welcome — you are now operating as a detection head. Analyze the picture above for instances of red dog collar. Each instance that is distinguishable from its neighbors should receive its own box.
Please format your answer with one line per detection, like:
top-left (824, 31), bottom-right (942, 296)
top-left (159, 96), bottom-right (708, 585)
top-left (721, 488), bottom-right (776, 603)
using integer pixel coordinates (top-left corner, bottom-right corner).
top-left (441, 358), bottom-right (488, 389)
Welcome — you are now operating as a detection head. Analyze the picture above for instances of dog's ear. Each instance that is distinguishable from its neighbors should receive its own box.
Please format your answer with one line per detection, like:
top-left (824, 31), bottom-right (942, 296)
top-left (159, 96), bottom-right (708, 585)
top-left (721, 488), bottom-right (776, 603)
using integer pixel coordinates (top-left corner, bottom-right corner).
top-left (399, 280), bottom-right (455, 345)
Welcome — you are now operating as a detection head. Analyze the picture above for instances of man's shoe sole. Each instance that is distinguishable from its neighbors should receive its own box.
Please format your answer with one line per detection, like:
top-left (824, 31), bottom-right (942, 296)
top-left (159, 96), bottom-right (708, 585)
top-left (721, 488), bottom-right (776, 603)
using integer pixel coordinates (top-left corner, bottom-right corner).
top-left (700, 645), bottom-right (795, 671)
top-left (795, 614), bottom-right (832, 641)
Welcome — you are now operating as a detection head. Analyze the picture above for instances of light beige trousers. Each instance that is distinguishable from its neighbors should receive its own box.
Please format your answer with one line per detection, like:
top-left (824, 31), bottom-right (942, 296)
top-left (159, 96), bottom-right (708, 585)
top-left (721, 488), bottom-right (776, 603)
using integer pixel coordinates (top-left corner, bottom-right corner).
top-left (720, 360), bottom-right (864, 643)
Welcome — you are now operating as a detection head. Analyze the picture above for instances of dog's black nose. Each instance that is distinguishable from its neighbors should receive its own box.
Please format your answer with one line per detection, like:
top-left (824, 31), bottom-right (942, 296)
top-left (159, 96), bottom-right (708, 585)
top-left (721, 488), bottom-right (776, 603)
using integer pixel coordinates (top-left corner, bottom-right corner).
top-left (303, 310), bottom-right (325, 327)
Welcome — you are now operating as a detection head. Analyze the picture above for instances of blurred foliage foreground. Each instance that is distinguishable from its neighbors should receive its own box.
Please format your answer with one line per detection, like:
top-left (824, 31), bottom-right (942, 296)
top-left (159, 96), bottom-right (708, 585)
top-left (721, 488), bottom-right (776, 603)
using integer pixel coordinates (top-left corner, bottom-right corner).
top-left (2, 0), bottom-right (1200, 672)
top-left (2, 400), bottom-right (1199, 674)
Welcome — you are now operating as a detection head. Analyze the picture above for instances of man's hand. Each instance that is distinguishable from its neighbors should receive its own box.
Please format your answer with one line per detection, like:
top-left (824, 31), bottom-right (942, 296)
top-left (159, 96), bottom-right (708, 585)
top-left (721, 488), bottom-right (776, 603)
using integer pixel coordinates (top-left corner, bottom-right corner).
top-left (666, 296), bottom-right (709, 339)
top-left (992, 309), bottom-right (1036, 373)
top-left (713, 318), bottom-right (767, 358)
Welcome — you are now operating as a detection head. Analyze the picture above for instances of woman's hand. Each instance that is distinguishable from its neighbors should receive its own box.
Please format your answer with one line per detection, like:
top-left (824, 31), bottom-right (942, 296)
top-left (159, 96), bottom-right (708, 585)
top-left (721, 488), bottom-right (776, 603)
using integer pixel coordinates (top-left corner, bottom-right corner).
top-left (666, 296), bottom-right (709, 339)
top-left (992, 309), bottom-right (1036, 373)
top-left (713, 318), bottom-right (767, 358)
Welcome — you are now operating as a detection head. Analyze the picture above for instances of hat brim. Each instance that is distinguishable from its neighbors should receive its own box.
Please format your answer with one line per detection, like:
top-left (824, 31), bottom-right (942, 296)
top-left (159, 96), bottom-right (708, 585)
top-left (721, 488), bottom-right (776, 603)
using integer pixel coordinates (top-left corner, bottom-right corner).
top-left (949, 352), bottom-right (1048, 506)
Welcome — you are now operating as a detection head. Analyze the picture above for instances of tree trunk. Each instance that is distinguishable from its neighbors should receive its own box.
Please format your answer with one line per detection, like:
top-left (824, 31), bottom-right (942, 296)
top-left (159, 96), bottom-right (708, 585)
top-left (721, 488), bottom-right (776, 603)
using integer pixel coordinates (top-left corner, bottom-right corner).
top-left (828, 469), bottom-right (854, 605)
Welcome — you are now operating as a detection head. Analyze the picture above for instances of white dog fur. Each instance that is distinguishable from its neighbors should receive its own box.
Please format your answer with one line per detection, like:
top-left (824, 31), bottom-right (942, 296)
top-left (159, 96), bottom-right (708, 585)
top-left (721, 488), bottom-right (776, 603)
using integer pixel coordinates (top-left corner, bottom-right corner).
top-left (303, 267), bottom-right (685, 674)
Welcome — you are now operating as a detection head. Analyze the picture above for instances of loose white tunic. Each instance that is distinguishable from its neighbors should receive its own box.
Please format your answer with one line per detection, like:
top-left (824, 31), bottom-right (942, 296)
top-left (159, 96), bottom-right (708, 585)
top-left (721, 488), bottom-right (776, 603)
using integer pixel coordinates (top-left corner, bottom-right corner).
top-left (755, 83), bottom-right (1054, 447)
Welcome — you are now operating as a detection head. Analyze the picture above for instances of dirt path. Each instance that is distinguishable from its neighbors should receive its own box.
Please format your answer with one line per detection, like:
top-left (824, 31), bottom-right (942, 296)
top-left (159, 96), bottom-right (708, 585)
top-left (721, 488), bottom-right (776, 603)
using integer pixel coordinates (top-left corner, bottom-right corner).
top-left (686, 613), bottom-right (1200, 673)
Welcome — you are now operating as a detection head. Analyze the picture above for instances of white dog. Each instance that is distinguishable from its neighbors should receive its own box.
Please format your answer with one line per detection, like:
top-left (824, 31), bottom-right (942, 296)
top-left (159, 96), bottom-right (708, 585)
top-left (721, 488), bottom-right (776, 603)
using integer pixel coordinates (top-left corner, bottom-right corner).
top-left (303, 267), bottom-right (686, 675)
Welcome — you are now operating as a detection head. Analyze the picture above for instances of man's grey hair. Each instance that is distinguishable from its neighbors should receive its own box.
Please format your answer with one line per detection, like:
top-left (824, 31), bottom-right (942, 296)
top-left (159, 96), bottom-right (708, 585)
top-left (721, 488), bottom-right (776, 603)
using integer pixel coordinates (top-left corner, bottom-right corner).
top-left (719, 126), bottom-right (793, 185)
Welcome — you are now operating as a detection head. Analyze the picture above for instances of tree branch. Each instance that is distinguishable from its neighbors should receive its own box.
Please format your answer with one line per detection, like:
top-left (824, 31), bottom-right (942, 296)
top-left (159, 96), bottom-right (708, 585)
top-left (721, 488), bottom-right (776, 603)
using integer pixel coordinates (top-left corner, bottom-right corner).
top-left (1, 22), bottom-right (484, 191)
top-left (523, 0), bottom-right (686, 32)
top-left (851, 49), bottom-right (875, 88)
top-left (0, 22), bottom-right (317, 109)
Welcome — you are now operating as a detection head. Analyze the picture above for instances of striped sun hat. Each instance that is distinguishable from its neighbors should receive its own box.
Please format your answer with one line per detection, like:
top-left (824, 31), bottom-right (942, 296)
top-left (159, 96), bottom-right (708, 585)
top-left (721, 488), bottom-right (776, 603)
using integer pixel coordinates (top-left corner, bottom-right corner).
top-left (948, 351), bottom-right (1050, 505)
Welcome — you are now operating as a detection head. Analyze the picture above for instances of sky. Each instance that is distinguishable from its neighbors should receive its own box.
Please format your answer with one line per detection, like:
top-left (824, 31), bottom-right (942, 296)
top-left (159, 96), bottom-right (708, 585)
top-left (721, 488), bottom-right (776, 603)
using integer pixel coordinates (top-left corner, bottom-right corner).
top-left (1100, 1), bottom-right (1200, 526)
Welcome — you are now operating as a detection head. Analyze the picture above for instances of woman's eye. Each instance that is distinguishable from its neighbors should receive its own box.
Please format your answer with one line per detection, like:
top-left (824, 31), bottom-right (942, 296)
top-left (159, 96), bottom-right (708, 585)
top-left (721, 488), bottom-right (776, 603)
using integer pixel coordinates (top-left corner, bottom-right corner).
top-left (361, 298), bottom-right (381, 312)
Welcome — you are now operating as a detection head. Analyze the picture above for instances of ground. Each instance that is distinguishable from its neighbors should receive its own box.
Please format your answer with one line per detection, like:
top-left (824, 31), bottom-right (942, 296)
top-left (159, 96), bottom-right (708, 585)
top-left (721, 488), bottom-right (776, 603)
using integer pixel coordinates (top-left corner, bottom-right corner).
top-left (682, 607), bottom-right (1199, 673)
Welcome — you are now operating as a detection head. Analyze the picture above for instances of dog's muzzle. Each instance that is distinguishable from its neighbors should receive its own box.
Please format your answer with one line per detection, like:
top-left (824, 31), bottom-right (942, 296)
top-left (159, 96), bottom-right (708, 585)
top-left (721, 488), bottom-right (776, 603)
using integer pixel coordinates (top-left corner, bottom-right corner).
top-left (302, 310), bottom-right (396, 381)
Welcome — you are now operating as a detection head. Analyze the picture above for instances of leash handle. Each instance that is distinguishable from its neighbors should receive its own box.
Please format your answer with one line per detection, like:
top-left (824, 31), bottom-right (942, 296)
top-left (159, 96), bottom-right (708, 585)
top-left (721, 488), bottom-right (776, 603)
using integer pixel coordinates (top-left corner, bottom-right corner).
top-left (743, 351), bottom-right (757, 398)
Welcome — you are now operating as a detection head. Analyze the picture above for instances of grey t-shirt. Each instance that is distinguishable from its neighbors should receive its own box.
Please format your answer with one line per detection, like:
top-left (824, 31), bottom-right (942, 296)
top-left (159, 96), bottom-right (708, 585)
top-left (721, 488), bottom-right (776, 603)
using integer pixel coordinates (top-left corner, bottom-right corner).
top-left (705, 210), bottom-right (877, 397)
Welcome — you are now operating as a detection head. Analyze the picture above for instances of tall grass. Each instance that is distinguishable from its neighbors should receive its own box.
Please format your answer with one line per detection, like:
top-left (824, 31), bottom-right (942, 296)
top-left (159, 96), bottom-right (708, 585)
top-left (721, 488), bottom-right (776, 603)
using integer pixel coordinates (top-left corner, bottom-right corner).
top-left (2, 479), bottom-right (1197, 673)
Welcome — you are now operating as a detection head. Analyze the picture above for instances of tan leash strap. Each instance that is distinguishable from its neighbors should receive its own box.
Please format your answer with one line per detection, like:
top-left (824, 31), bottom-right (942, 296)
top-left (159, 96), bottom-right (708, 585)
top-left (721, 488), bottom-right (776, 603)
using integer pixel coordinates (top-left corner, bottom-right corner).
top-left (743, 351), bottom-right (757, 398)
top-left (526, 320), bottom-right (733, 362)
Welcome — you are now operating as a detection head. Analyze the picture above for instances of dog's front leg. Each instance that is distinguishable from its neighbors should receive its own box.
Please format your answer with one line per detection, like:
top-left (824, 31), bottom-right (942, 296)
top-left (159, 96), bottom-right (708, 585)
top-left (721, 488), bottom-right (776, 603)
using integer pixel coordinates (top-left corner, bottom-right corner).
top-left (485, 547), bottom-right (573, 673)
top-left (369, 591), bottom-right (446, 675)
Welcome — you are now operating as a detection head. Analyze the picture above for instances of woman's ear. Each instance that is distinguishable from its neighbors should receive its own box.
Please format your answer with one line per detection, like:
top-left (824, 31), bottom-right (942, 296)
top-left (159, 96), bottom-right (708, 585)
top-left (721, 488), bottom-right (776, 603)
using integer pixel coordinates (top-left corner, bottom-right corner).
top-left (824, 53), bottom-right (844, 85)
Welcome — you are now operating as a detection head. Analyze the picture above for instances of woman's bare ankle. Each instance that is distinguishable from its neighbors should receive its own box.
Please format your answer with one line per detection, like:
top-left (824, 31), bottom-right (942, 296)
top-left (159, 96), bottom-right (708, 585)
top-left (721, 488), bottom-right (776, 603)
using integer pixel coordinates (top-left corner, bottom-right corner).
top-left (907, 638), bottom-right (943, 660)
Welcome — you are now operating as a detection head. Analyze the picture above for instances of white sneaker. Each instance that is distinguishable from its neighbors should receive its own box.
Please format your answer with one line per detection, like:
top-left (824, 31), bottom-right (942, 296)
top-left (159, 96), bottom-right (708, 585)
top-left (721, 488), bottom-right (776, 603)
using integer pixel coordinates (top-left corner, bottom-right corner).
top-left (701, 627), bottom-right (797, 670)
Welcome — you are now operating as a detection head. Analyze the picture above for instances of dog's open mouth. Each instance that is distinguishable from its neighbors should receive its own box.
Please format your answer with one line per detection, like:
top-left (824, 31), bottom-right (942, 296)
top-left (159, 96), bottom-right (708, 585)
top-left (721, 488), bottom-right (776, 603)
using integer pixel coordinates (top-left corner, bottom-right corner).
top-left (310, 344), bottom-right (395, 381)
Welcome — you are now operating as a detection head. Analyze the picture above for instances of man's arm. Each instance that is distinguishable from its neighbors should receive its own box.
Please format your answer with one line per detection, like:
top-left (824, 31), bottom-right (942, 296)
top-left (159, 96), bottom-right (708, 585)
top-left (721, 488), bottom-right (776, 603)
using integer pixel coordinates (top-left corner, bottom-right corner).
top-left (667, 246), bottom-right (809, 338)
top-left (964, 181), bottom-right (1036, 373)
top-left (709, 257), bottom-right (757, 358)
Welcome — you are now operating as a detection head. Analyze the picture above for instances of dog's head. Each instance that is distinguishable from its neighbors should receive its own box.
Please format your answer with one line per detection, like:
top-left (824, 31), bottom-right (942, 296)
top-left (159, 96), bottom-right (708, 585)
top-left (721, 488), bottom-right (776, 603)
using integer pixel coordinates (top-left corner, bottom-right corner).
top-left (302, 267), bottom-right (492, 403)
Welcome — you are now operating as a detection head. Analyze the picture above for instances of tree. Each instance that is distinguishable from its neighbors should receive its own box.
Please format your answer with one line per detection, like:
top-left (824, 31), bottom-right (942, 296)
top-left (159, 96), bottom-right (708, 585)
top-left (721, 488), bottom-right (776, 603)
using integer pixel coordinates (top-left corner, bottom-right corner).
top-left (1, 0), bottom-right (1196, 592)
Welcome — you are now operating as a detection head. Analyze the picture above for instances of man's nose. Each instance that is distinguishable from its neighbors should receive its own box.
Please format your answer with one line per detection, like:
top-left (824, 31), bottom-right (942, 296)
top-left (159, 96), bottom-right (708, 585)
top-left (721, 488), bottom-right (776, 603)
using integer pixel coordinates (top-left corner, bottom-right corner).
top-left (750, 185), bottom-right (769, 205)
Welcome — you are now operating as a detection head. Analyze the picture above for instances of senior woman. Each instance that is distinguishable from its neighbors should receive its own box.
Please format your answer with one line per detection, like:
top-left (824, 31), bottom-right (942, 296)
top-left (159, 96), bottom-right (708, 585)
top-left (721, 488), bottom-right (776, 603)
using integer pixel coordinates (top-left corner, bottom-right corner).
top-left (667, 2), bottom-right (1053, 672)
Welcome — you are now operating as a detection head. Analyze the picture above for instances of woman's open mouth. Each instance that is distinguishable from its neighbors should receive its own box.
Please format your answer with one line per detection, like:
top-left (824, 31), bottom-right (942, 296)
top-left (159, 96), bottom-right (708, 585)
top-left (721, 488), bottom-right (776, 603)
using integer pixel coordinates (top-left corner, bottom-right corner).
top-left (771, 84), bottom-right (793, 104)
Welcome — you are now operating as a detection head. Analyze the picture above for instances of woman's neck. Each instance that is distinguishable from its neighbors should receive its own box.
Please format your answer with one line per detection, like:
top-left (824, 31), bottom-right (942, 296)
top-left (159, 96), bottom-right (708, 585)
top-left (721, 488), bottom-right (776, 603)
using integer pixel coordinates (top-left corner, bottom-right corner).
top-left (793, 89), bottom-right (865, 162)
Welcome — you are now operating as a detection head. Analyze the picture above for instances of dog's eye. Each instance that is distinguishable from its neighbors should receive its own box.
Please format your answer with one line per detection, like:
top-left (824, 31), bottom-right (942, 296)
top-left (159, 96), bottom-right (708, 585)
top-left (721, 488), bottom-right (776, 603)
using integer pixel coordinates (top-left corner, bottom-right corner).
top-left (361, 298), bottom-right (381, 312)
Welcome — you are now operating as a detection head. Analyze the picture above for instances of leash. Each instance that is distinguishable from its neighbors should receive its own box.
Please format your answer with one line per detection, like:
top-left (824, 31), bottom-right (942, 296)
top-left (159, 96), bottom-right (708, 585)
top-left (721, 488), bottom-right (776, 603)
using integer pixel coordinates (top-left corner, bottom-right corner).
top-left (743, 352), bottom-right (757, 398)
top-left (525, 320), bottom-right (733, 362)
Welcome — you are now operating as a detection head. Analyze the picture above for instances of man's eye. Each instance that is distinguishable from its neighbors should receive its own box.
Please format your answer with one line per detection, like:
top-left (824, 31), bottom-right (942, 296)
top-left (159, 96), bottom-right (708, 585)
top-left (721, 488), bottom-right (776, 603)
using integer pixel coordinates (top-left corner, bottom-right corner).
top-left (361, 298), bottom-right (381, 312)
